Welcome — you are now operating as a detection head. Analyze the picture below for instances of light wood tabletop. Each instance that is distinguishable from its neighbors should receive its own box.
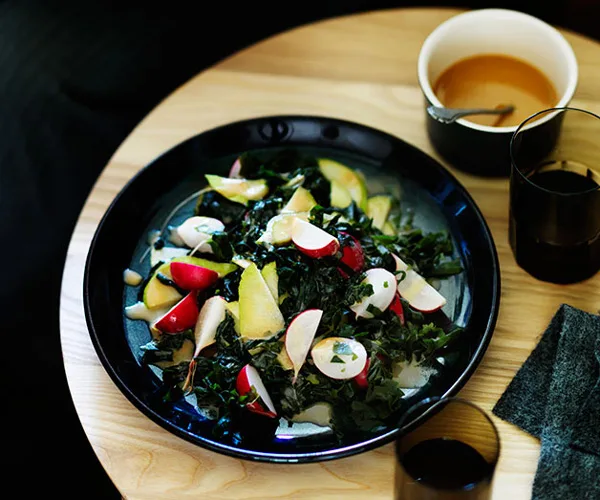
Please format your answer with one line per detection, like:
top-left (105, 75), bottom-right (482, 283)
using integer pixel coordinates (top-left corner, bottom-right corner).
top-left (60, 7), bottom-right (600, 499)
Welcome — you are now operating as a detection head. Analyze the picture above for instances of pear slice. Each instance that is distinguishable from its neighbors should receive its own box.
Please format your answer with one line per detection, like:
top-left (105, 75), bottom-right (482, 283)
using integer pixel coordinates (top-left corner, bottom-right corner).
top-left (318, 158), bottom-right (368, 211)
top-left (238, 263), bottom-right (285, 339)
top-left (261, 262), bottom-right (279, 302)
top-left (205, 174), bottom-right (268, 205)
top-left (281, 186), bottom-right (317, 214)
top-left (367, 195), bottom-right (393, 231)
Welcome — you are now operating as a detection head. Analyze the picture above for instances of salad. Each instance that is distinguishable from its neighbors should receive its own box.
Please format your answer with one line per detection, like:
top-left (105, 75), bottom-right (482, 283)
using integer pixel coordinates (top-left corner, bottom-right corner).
top-left (124, 150), bottom-right (463, 440)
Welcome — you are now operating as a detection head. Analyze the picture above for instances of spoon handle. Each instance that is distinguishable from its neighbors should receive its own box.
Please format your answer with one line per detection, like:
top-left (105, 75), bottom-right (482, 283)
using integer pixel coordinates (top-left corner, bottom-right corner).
top-left (427, 105), bottom-right (514, 124)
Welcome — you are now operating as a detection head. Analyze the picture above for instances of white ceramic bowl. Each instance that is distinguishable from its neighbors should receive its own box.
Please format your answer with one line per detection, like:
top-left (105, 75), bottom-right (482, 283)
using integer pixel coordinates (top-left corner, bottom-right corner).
top-left (417, 9), bottom-right (578, 176)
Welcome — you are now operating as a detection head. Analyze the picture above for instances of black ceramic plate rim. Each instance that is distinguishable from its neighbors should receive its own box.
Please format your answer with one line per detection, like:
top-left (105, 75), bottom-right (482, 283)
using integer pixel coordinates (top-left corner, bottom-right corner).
top-left (83, 114), bottom-right (501, 463)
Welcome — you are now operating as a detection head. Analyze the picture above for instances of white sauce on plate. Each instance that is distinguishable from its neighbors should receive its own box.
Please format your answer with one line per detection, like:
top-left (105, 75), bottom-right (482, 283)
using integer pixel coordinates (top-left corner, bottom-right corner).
top-left (125, 302), bottom-right (170, 326)
top-left (123, 268), bottom-right (143, 286)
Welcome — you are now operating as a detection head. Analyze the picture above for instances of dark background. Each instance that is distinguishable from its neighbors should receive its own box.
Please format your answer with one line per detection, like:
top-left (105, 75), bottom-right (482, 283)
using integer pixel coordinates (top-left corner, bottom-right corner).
top-left (1, 1), bottom-right (598, 498)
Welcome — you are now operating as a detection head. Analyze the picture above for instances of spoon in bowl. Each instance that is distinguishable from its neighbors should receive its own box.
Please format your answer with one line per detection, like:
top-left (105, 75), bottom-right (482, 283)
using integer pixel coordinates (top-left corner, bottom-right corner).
top-left (427, 104), bottom-right (515, 125)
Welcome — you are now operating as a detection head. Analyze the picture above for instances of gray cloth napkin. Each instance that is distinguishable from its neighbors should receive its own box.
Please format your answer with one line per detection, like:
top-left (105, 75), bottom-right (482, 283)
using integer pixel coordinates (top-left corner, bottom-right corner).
top-left (493, 304), bottom-right (600, 499)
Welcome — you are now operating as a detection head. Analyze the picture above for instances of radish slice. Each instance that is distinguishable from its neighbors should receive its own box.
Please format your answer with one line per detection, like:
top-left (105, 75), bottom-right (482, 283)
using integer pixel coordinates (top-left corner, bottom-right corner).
top-left (154, 291), bottom-right (199, 334)
top-left (291, 219), bottom-right (340, 258)
top-left (229, 157), bottom-right (242, 178)
top-left (350, 268), bottom-right (396, 318)
top-left (236, 364), bottom-right (277, 417)
top-left (192, 296), bottom-right (227, 357)
top-left (181, 296), bottom-right (227, 393)
top-left (177, 216), bottom-right (224, 250)
top-left (170, 262), bottom-right (219, 291)
top-left (285, 309), bottom-right (323, 382)
top-left (311, 337), bottom-right (367, 379)
top-left (392, 254), bottom-right (447, 313)
top-left (389, 293), bottom-right (406, 325)
top-left (339, 232), bottom-right (364, 274)
top-left (353, 358), bottom-right (370, 389)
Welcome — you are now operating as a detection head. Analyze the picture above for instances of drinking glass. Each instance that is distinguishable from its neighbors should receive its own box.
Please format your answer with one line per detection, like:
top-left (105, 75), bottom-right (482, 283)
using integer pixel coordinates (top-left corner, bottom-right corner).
top-left (509, 107), bottom-right (600, 283)
top-left (394, 397), bottom-right (500, 500)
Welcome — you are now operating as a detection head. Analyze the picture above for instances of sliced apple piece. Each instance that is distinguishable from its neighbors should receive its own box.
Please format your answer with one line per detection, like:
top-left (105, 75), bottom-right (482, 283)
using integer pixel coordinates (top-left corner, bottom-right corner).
top-left (170, 262), bottom-right (219, 291)
top-left (231, 255), bottom-right (253, 269)
top-left (291, 402), bottom-right (332, 427)
top-left (339, 232), bottom-right (364, 275)
top-left (225, 300), bottom-right (241, 334)
top-left (392, 254), bottom-right (447, 313)
top-left (238, 263), bottom-right (285, 339)
top-left (291, 219), bottom-right (340, 258)
top-left (281, 186), bottom-right (317, 214)
top-left (257, 213), bottom-right (308, 247)
top-left (382, 222), bottom-right (396, 236)
top-left (330, 180), bottom-right (353, 209)
top-left (277, 347), bottom-right (294, 371)
top-left (261, 262), bottom-right (279, 302)
top-left (154, 291), bottom-right (199, 334)
top-left (367, 195), bottom-right (393, 231)
top-left (311, 337), bottom-right (367, 380)
top-left (285, 309), bottom-right (323, 382)
top-left (318, 158), bottom-right (368, 211)
top-left (143, 263), bottom-right (183, 309)
top-left (350, 268), bottom-right (396, 319)
top-left (236, 364), bottom-right (277, 418)
top-left (205, 174), bottom-right (268, 204)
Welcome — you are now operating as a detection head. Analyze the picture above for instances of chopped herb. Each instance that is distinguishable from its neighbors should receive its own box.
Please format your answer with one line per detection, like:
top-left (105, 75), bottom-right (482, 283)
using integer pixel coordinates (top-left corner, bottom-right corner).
top-left (330, 355), bottom-right (346, 364)
top-left (332, 341), bottom-right (354, 356)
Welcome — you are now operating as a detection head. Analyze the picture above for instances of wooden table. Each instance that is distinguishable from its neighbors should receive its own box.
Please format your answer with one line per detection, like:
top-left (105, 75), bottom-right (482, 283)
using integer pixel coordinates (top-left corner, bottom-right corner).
top-left (60, 7), bottom-right (600, 499)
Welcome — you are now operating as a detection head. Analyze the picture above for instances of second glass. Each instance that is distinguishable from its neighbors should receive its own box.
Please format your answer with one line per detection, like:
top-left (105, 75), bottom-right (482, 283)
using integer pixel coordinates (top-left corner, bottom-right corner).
top-left (509, 107), bottom-right (600, 284)
top-left (394, 397), bottom-right (500, 500)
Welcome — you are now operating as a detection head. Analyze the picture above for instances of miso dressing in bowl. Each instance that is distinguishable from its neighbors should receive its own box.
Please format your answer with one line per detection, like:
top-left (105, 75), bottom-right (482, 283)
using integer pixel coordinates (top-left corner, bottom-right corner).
top-left (433, 54), bottom-right (558, 127)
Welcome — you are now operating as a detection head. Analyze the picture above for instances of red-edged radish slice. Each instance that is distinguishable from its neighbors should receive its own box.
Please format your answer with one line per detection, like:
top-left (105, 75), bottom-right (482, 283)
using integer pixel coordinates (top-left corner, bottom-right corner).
top-left (192, 296), bottom-right (227, 356)
top-left (170, 262), bottom-right (219, 291)
top-left (154, 291), bottom-right (199, 334)
top-left (285, 309), bottom-right (323, 382)
top-left (182, 296), bottom-right (227, 393)
top-left (353, 358), bottom-right (370, 389)
top-left (228, 157), bottom-right (242, 178)
top-left (176, 216), bottom-right (224, 249)
top-left (339, 232), bottom-right (364, 274)
top-left (236, 364), bottom-right (277, 418)
top-left (311, 337), bottom-right (367, 380)
top-left (392, 254), bottom-right (447, 313)
top-left (389, 293), bottom-right (406, 325)
top-left (291, 219), bottom-right (340, 258)
top-left (350, 268), bottom-right (396, 319)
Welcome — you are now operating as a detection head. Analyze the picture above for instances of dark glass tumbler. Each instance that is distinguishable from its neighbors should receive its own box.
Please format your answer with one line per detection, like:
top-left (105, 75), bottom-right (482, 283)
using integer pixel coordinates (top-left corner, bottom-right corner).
top-left (509, 107), bottom-right (600, 284)
top-left (394, 397), bottom-right (500, 500)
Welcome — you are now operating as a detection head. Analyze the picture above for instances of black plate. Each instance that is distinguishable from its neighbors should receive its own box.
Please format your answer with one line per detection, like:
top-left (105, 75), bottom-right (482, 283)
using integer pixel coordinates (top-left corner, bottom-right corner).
top-left (84, 115), bottom-right (500, 463)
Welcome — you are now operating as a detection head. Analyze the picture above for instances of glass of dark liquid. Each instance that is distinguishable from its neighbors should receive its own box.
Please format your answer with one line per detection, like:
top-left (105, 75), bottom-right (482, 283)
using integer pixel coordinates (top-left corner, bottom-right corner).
top-left (394, 397), bottom-right (499, 500)
top-left (509, 107), bottom-right (600, 283)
